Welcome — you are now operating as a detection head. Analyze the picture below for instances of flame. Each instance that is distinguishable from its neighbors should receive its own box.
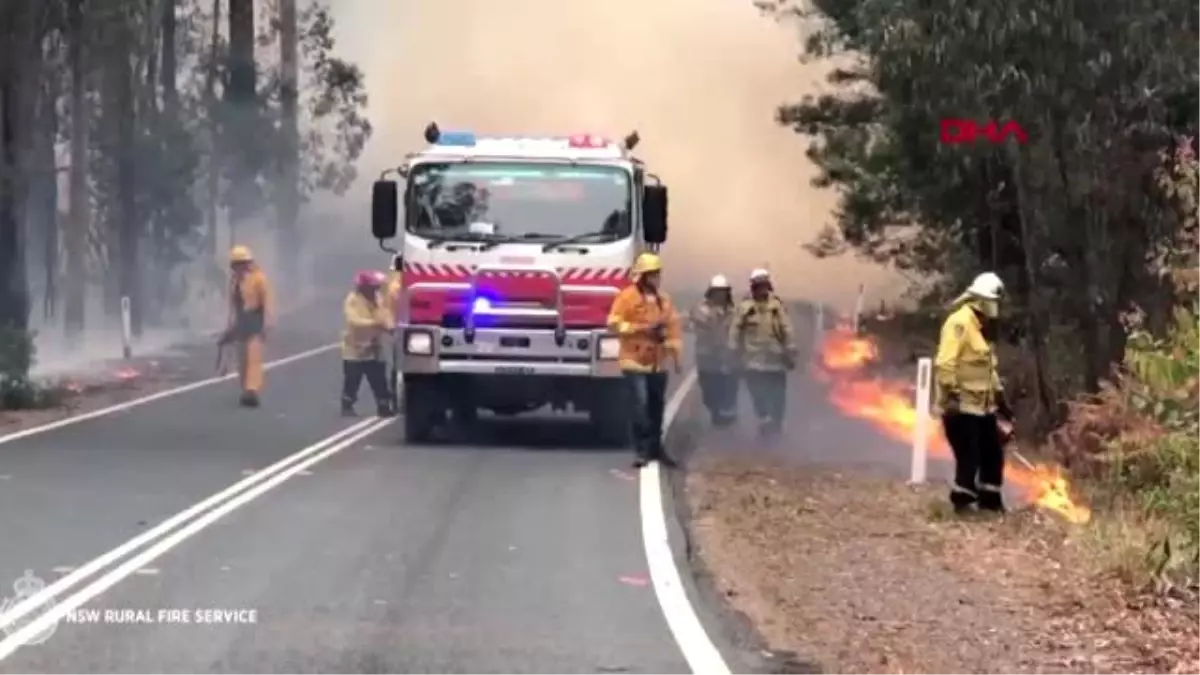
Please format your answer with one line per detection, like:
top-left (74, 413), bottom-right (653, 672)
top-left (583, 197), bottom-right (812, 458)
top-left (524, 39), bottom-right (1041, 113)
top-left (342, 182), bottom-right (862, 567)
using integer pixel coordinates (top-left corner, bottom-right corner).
top-left (816, 326), bottom-right (1091, 523)
top-left (114, 367), bottom-right (140, 381)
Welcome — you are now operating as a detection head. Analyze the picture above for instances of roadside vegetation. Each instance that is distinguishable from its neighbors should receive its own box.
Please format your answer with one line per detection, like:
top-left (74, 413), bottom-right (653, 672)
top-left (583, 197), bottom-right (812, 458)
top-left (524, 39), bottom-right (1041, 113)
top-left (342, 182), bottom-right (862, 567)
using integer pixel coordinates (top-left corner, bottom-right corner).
top-left (687, 0), bottom-right (1198, 672)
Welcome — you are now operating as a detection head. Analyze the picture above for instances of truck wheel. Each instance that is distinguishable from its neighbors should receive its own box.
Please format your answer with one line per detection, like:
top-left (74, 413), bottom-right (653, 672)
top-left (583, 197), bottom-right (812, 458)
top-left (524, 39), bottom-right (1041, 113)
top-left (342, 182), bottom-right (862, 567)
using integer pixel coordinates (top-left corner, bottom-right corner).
top-left (402, 376), bottom-right (440, 443)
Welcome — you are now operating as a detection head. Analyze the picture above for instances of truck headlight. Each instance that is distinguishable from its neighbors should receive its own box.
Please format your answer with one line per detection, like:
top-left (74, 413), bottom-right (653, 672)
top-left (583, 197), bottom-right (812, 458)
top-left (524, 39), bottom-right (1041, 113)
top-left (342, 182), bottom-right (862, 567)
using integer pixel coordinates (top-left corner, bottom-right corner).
top-left (405, 330), bottom-right (434, 355)
top-left (597, 336), bottom-right (620, 360)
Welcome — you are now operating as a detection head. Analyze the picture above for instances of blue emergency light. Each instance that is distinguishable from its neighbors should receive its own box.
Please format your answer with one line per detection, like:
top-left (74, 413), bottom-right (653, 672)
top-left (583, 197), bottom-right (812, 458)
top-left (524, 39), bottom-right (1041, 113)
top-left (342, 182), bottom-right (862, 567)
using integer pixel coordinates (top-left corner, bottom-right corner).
top-left (472, 297), bottom-right (492, 313)
top-left (434, 130), bottom-right (477, 147)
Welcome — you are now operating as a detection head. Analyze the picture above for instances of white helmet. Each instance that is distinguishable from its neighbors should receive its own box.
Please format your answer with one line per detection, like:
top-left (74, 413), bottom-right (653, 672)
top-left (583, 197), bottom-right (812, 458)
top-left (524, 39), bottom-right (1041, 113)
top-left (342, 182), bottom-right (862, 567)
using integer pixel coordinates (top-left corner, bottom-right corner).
top-left (749, 268), bottom-right (771, 282)
top-left (709, 274), bottom-right (730, 289)
top-left (965, 272), bottom-right (1004, 300)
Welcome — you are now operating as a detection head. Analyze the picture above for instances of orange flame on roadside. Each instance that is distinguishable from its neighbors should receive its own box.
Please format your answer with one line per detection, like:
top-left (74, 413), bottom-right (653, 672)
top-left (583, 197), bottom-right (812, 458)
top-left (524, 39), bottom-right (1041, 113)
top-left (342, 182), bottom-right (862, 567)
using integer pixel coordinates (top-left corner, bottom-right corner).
top-left (816, 325), bottom-right (1091, 523)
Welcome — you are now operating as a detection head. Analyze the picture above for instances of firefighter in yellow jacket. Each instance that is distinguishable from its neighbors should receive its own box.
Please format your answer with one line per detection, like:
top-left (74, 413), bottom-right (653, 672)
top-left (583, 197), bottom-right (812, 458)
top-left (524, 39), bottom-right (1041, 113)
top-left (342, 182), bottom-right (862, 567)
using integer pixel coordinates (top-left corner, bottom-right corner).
top-left (935, 272), bottom-right (1014, 513)
top-left (688, 274), bottom-right (737, 426)
top-left (607, 252), bottom-right (683, 468)
top-left (729, 269), bottom-right (798, 437)
top-left (225, 245), bottom-right (274, 407)
top-left (342, 270), bottom-right (395, 417)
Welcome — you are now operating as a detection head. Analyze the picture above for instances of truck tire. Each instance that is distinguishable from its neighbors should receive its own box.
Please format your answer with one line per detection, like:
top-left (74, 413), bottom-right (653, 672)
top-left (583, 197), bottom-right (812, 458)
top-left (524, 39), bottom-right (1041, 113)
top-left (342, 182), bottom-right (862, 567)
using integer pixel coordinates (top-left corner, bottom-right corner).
top-left (402, 376), bottom-right (440, 443)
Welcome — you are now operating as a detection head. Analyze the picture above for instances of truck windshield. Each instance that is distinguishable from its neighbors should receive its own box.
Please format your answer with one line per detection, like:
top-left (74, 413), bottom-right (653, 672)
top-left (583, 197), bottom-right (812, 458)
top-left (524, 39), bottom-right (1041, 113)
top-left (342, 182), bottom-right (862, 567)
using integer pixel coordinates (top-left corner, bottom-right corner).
top-left (405, 162), bottom-right (632, 242)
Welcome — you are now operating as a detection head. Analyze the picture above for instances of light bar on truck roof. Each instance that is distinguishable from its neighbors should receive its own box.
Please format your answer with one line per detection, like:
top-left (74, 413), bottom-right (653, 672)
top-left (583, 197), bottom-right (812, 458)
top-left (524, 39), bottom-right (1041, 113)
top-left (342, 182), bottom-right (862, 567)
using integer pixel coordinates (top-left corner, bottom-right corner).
top-left (434, 131), bottom-right (477, 147)
top-left (567, 134), bottom-right (613, 149)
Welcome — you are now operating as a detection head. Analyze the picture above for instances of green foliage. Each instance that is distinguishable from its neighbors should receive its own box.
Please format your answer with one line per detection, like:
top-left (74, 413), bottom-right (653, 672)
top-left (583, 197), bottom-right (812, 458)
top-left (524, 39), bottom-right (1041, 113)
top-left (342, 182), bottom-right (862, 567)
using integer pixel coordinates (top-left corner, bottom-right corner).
top-left (0, 326), bottom-right (40, 409)
top-left (761, 0), bottom-right (1199, 411)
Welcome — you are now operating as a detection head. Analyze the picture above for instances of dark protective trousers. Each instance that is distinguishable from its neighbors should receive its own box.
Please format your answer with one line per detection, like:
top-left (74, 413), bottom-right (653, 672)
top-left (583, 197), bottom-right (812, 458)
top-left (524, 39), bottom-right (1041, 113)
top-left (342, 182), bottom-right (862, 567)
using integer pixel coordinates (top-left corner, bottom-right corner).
top-left (698, 370), bottom-right (738, 424)
top-left (624, 371), bottom-right (668, 461)
top-left (342, 359), bottom-right (392, 413)
top-left (743, 370), bottom-right (787, 434)
top-left (942, 412), bottom-right (1005, 511)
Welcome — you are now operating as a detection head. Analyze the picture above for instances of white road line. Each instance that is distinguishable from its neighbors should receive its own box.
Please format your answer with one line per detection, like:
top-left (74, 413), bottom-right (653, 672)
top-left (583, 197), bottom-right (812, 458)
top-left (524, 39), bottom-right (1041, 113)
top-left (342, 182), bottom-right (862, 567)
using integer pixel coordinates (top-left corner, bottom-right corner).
top-left (641, 370), bottom-right (732, 674)
top-left (0, 417), bottom-right (394, 660)
top-left (0, 416), bottom-right (379, 634)
top-left (0, 343), bottom-right (338, 447)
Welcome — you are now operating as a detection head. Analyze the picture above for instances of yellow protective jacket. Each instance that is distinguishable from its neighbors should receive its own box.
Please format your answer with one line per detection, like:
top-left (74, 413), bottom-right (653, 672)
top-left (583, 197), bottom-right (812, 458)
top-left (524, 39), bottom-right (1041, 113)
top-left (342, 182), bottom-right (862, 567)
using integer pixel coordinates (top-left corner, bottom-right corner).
top-left (341, 290), bottom-right (390, 361)
top-left (688, 301), bottom-right (735, 372)
top-left (227, 266), bottom-right (274, 338)
top-left (728, 295), bottom-right (798, 372)
top-left (606, 285), bottom-right (683, 372)
top-left (382, 270), bottom-right (403, 327)
top-left (934, 302), bottom-right (1003, 415)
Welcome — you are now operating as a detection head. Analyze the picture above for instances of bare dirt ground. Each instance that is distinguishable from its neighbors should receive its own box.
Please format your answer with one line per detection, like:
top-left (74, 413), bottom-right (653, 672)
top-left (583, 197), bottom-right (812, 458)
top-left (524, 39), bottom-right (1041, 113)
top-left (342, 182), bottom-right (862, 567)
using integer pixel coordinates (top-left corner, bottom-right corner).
top-left (688, 456), bottom-right (1198, 673)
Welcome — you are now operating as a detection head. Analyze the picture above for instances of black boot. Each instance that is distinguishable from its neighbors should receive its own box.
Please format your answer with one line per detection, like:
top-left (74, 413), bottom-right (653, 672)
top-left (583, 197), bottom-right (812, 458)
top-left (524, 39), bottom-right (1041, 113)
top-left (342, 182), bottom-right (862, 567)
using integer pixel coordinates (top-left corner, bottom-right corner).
top-left (977, 489), bottom-right (1006, 513)
top-left (950, 487), bottom-right (977, 514)
top-left (240, 391), bottom-right (259, 408)
top-left (376, 401), bottom-right (395, 418)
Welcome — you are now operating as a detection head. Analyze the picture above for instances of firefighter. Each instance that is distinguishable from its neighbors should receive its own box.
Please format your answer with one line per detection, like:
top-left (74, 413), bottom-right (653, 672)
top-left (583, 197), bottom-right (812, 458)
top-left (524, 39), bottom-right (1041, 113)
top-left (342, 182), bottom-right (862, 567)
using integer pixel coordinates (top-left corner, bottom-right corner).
top-left (607, 252), bottom-right (684, 469)
top-left (225, 245), bottom-right (274, 408)
top-left (688, 274), bottom-right (738, 426)
top-left (729, 269), bottom-right (798, 437)
top-left (342, 270), bottom-right (395, 417)
top-left (934, 271), bottom-right (1014, 513)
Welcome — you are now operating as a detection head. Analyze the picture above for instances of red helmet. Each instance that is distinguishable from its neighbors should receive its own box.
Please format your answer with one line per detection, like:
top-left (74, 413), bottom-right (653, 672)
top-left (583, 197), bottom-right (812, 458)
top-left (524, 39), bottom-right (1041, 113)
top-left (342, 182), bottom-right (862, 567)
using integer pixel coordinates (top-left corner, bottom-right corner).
top-left (355, 270), bottom-right (386, 287)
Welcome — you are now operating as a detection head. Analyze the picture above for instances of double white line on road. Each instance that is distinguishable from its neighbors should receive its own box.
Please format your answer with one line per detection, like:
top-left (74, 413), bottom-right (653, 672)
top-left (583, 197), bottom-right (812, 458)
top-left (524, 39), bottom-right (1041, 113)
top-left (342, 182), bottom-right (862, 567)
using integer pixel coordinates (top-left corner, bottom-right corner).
top-left (0, 415), bottom-right (392, 660)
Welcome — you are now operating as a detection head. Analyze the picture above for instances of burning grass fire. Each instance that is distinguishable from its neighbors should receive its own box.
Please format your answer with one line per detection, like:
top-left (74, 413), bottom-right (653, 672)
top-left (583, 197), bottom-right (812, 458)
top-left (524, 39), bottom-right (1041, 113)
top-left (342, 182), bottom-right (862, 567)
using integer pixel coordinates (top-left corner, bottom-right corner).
top-left (815, 325), bottom-right (1091, 523)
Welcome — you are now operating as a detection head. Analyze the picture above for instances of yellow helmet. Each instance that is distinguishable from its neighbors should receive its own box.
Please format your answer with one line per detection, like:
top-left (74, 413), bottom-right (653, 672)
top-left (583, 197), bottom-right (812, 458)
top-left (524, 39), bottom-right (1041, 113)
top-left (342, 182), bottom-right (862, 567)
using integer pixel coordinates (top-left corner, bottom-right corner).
top-left (229, 245), bottom-right (254, 263)
top-left (631, 252), bottom-right (663, 276)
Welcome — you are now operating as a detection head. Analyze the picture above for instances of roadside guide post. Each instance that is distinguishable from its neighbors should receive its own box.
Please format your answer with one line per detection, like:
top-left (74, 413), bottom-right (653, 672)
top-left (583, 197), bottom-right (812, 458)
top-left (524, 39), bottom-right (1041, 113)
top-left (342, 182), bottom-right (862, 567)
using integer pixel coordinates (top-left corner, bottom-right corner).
top-left (851, 284), bottom-right (865, 334)
top-left (910, 357), bottom-right (932, 484)
top-left (120, 296), bottom-right (133, 360)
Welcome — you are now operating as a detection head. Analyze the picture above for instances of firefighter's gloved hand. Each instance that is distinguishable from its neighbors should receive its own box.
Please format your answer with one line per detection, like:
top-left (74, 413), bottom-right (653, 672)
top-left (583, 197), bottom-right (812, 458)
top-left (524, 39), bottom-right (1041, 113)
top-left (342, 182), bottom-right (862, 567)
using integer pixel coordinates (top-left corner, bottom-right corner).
top-left (942, 392), bottom-right (961, 415)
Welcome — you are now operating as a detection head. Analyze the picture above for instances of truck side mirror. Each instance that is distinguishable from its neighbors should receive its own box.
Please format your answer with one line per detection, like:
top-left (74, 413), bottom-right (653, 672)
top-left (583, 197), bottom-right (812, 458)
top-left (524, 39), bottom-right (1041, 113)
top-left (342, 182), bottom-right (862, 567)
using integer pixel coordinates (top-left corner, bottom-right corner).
top-left (642, 185), bottom-right (668, 244)
top-left (372, 180), bottom-right (399, 240)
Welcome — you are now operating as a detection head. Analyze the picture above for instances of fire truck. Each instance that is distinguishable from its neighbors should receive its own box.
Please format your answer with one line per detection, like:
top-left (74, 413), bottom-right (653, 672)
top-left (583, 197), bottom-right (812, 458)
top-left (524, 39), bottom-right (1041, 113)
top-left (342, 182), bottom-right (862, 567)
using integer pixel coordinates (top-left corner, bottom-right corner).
top-left (371, 123), bottom-right (670, 443)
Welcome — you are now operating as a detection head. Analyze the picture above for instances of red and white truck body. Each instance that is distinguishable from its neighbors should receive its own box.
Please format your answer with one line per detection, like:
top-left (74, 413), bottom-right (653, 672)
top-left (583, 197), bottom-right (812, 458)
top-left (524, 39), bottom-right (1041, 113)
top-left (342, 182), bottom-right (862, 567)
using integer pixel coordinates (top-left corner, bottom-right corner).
top-left (371, 126), bottom-right (670, 442)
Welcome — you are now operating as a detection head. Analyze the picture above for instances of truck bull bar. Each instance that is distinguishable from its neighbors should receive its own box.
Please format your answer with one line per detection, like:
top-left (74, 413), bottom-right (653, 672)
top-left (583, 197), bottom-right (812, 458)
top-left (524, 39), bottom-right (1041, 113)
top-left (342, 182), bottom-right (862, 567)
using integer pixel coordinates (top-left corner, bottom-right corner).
top-left (465, 264), bottom-right (566, 346)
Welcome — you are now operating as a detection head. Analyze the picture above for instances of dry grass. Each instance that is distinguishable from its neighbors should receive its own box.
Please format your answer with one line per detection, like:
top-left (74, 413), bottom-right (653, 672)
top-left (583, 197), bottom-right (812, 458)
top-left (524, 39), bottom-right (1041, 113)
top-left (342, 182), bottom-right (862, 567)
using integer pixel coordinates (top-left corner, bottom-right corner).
top-left (687, 455), bottom-right (1199, 674)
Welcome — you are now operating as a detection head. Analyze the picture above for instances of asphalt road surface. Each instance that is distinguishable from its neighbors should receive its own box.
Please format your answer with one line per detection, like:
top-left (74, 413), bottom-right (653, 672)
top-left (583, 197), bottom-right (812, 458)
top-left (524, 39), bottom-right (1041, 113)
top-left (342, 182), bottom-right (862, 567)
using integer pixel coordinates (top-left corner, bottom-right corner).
top-left (0, 300), bottom-right (721, 673)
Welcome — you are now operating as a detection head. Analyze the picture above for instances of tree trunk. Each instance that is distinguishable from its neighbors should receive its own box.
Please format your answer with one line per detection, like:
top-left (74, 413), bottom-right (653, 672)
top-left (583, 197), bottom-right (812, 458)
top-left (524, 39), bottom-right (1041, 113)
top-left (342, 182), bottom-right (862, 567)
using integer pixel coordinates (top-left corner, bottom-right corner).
top-left (1008, 144), bottom-right (1058, 426)
top-left (160, 0), bottom-right (177, 116)
top-left (116, 55), bottom-right (142, 338)
top-left (204, 0), bottom-right (221, 258)
top-left (64, 0), bottom-right (88, 339)
top-left (36, 69), bottom-right (59, 321)
top-left (0, 44), bottom-right (31, 333)
top-left (277, 0), bottom-right (299, 287)
top-left (225, 0), bottom-right (255, 236)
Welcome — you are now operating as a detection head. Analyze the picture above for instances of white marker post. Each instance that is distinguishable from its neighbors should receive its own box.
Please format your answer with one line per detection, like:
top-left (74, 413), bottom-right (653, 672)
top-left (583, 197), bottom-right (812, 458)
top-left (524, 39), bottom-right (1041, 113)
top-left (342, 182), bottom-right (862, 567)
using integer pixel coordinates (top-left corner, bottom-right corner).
top-left (814, 303), bottom-right (825, 341)
top-left (910, 357), bottom-right (933, 484)
top-left (851, 283), bottom-right (865, 334)
top-left (120, 296), bottom-right (133, 360)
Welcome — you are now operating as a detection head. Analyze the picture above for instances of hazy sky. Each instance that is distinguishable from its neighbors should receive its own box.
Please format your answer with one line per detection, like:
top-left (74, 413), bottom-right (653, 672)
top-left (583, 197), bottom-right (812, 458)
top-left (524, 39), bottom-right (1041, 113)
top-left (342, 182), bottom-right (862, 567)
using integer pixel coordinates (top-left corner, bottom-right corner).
top-left (327, 0), bottom-right (902, 309)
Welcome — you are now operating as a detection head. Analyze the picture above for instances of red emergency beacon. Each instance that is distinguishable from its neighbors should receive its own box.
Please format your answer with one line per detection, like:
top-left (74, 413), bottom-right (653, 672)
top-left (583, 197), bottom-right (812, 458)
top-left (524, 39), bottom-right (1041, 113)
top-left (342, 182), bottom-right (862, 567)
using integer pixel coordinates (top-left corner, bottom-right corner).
top-left (566, 134), bottom-right (612, 149)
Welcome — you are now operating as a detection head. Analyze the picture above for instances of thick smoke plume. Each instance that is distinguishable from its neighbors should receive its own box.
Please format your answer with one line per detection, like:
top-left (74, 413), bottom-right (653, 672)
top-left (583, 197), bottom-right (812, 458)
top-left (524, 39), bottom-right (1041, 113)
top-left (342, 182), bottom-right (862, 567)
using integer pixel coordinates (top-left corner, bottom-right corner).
top-left (329, 0), bottom-right (900, 308)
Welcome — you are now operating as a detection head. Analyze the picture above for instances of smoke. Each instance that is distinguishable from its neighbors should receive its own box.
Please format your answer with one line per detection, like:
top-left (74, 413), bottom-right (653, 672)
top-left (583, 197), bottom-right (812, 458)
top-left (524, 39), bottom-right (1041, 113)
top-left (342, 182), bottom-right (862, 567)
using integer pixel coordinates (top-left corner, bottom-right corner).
top-left (326, 0), bottom-right (902, 310)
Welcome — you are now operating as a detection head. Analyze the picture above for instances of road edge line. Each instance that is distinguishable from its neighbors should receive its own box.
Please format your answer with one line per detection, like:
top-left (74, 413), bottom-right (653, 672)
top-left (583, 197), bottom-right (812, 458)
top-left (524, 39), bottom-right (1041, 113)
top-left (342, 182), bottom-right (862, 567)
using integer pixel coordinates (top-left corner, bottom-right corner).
top-left (0, 416), bottom-right (394, 660)
top-left (0, 415), bottom-right (378, 633)
top-left (641, 370), bottom-right (732, 675)
top-left (0, 343), bottom-right (338, 447)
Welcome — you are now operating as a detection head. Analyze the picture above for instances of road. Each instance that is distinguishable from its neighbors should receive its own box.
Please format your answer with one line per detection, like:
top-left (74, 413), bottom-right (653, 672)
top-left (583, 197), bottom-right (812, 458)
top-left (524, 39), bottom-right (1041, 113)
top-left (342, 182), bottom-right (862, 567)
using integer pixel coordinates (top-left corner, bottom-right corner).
top-left (0, 301), bottom-right (727, 673)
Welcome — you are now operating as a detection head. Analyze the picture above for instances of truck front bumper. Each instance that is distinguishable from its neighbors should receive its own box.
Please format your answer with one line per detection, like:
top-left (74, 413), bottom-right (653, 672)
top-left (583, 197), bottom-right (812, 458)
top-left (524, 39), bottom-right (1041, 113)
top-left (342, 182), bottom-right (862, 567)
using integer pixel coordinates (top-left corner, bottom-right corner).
top-left (396, 326), bottom-right (623, 378)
